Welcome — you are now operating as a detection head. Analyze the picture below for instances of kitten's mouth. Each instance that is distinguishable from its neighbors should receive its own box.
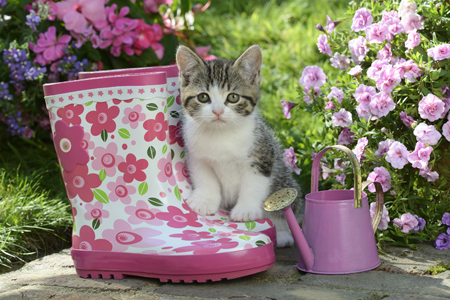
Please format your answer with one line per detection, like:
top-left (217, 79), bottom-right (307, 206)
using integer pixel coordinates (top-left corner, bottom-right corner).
top-left (212, 117), bottom-right (225, 123)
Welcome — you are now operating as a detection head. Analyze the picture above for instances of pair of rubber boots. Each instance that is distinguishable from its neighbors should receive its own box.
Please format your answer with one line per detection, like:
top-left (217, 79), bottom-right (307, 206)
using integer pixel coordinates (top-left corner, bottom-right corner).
top-left (43, 65), bottom-right (276, 283)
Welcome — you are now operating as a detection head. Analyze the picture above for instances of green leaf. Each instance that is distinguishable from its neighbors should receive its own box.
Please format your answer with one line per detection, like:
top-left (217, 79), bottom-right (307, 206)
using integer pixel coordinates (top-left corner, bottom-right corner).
top-left (146, 103), bottom-right (158, 111)
top-left (167, 96), bottom-right (175, 107)
top-left (174, 186), bottom-right (181, 201)
top-left (118, 128), bottom-right (131, 139)
top-left (164, 105), bottom-right (168, 114)
top-left (147, 146), bottom-right (156, 159)
top-left (92, 219), bottom-right (100, 230)
top-left (73, 221), bottom-right (76, 233)
top-left (171, 149), bottom-right (175, 160)
top-left (162, 144), bottom-right (168, 154)
top-left (148, 197), bottom-right (164, 206)
top-left (255, 240), bottom-right (266, 247)
top-left (101, 129), bottom-right (108, 142)
top-left (180, 151), bottom-right (185, 159)
top-left (245, 221), bottom-right (256, 231)
top-left (99, 169), bottom-right (106, 182)
top-left (138, 182), bottom-right (149, 196)
top-left (208, 228), bottom-right (217, 233)
top-left (170, 111), bottom-right (180, 118)
top-left (93, 189), bottom-right (109, 204)
top-left (239, 235), bottom-right (251, 241)
top-left (85, 101), bottom-right (94, 106)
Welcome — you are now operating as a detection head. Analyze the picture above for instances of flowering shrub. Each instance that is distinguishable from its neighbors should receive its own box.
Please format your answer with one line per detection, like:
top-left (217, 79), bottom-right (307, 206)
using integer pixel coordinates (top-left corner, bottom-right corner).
top-left (0, 0), bottom-right (212, 139)
top-left (288, 0), bottom-right (450, 248)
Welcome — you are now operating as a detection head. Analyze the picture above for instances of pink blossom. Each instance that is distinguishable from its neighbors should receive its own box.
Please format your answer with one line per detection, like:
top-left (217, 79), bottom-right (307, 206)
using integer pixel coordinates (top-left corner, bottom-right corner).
top-left (143, 0), bottom-right (173, 14)
top-left (156, 206), bottom-right (202, 228)
top-left (85, 102), bottom-right (120, 136)
top-left (407, 141), bottom-right (433, 169)
top-left (280, 100), bottom-right (298, 119)
top-left (418, 94), bottom-right (445, 122)
top-left (299, 66), bottom-right (326, 90)
top-left (195, 45), bottom-right (216, 61)
top-left (170, 230), bottom-right (214, 241)
top-left (375, 139), bottom-right (394, 158)
top-left (62, 165), bottom-right (101, 202)
top-left (326, 15), bottom-right (338, 32)
top-left (369, 92), bottom-right (396, 119)
top-left (169, 120), bottom-right (184, 147)
top-left (351, 8), bottom-right (373, 32)
top-left (348, 36), bottom-right (369, 64)
top-left (157, 153), bottom-right (176, 186)
top-left (398, 0), bottom-right (417, 17)
top-left (443, 121), bottom-right (450, 141)
top-left (335, 173), bottom-right (346, 185)
top-left (84, 202), bottom-right (110, 223)
top-left (352, 137), bottom-right (368, 163)
top-left (369, 202), bottom-right (390, 230)
top-left (92, 142), bottom-right (125, 177)
top-left (419, 166), bottom-right (439, 182)
top-left (367, 60), bottom-right (389, 80)
top-left (330, 53), bottom-right (350, 70)
top-left (175, 161), bottom-right (192, 185)
top-left (106, 176), bottom-right (136, 205)
top-left (327, 87), bottom-right (344, 104)
top-left (284, 147), bottom-right (302, 175)
top-left (80, 132), bottom-right (95, 151)
top-left (143, 112), bottom-right (168, 142)
top-left (302, 87), bottom-right (321, 104)
top-left (348, 65), bottom-right (362, 76)
top-left (400, 111), bottom-right (415, 127)
top-left (73, 225), bottom-right (112, 251)
top-left (377, 43), bottom-right (392, 62)
top-left (427, 44), bottom-right (450, 61)
top-left (382, 10), bottom-right (401, 26)
top-left (124, 200), bottom-right (163, 226)
top-left (413, 123), bottom-right (442, 145)
top-left (317, 34), bottom-right (332, 56)
top-left (57, 104), bottom-right (84, 126)
top-left (395, 60), bottom-right (422, 82)
top-left (375, 65), bottom-right (401, 93)
top-left (133, 20), bottom-right (164, 59)
top-left (401, 13), bottom-right (424, 34)
top-left (55, 0), bottom-right (106, 33)
top-left (30, 26), bottom-right (71, 65)
top-left (385, 141), bottom-right (410, 169)
top-left (332, 108), bottom-right (353, 127)
top-left (365, 22), bottom-right (388, 44)
top-left (338, 127), bottom-right (355, 145)
top-left (393, 212), bottom-right (419, 233)
top-left (122, 104), bottom-right (146, 129)
top-left (173, 238), bottom-right (239, 255)
top-left (353, 84), bottom-right (376, 106)
top-left (118, 154), bottom-right (149, 183)
top-left (325, 101), bottom-right (335, 110)
top-left (405, 30), bottom-right (420, 49)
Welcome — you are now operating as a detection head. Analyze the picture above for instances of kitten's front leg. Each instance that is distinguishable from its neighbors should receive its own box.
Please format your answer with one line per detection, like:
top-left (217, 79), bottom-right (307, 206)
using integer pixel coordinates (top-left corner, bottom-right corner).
top-left (230, 172), bottom-right (270, 222)
top-left (186, 158), bottom-right (221, 216)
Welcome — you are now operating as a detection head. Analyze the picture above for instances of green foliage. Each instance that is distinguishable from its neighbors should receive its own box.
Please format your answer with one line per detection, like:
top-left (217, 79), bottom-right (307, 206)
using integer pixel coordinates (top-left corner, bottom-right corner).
top-left (425, 261), bottom-right (450, 275)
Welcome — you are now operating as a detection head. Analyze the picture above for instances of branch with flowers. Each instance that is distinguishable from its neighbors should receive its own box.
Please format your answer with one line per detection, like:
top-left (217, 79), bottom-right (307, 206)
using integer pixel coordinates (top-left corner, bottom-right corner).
top-left (0, 0), bottom-right (213, 140)
top-left (284, 0), bottom-right (450, 249)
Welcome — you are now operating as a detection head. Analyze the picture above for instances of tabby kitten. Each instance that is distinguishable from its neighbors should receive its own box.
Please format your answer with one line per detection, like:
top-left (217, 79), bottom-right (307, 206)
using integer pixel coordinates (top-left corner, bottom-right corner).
top-left (176, 45), bottom-right (303, 247)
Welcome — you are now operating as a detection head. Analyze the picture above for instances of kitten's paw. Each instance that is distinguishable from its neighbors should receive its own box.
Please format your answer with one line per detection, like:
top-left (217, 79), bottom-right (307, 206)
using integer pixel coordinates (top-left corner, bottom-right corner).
top-left (186, 196), bottom-right (219, 216)
top-left (276, 231), bottom-right (294, 248)
top-left (230, 205), bottom-right (264, 222)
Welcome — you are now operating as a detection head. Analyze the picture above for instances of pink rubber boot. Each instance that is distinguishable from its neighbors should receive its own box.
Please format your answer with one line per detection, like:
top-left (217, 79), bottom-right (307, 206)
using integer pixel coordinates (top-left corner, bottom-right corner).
top-left (43, 72), bottom-right (275, 282)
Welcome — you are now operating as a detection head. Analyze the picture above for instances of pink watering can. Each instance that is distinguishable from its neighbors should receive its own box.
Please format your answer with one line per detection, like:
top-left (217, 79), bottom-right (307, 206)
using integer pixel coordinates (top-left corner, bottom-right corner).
top-left (264, 145), bottom-right (384, 274)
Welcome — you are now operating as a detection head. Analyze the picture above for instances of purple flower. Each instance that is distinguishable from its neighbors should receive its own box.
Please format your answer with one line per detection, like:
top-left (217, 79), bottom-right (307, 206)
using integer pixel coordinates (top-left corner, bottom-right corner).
top-left (400, 111), bottom-right (415, 127)
top-left (338, 127), bottom-right (355, 145)
top-left (412, 215), bottom-right (426, 232)
top-left (335, 173), bottom-right (346, 185)
top-left (367, 60), bottom-right (389, 80)
top-left (418, 94), bottom-right (445, 122)
top-left (348, 65), bottom-right (363, 77)
top-left (434, 233), bottom-right (450, 250)
top-left (324, 101), bottom-right (335, 110)
top-left (326, 15), bottom-right (338, 32)
top-left (376, 65), bottom-right (401, 93)
top-left (367, 166), bottom-right (391, 192)
top-left (302, 87), bottom-right (321, 104)
top-left (351, 8), bottom-right (373, 32)
top-left (405, 30), bottom-right (421, 49)
top-left (25, 10), bottom-right (41, 31)
top-left (348, 36), bottom-right (369, 64)
top-left (413, 123), bottom-right (442, 145)
top-left (393, 212), bottom-right (419, 233)
top-left (395, 60), bottom-right (422, 82)
top-left (365, 22), bottom-right (388, 44)
top-left (330, 53), bottom-right (350, 70)
top-left (280, 100), bottom-right (297, 119)
top-left (419, 166), bottom-right (439, 182)
top-left (375, 139), bottom-right (394, 158)
top-left (354, 84), bottom-right (376, 106)
top-left (369, 92), bottom-right (396, 119)
top-left (385, 141), bottom-right (409, 169)
top-left (443, 121), bottom-right (450, 141)
top-left (401, 13), bottom-right (424, 34)
top-left (352, 137), bottom-right (368, 163)
top-left (331, 108), bottom-right (353, 127)
top-left (327, 87), bottom-right (344, 104)
top-left (377, 43), bottom-right (392, 62)
top-left (284, 147), bottom-right (302, 175)
top-left (407, 141), bottom-right (433, 169)
top-left (370, 202), bottom-right (390, 230)
top-left (299, 66), bottom-right (326, 90)
top-left (317, 34), bottom-right (332, 56)
top-left (443, 212), bottom-right (450, 226)
top-left (427, 44), bottom-right (450, 61)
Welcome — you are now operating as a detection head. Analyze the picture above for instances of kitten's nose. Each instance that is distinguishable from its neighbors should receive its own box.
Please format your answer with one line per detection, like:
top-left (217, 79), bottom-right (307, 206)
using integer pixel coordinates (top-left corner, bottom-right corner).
top-left (213, 110), bottom-right (223, 117)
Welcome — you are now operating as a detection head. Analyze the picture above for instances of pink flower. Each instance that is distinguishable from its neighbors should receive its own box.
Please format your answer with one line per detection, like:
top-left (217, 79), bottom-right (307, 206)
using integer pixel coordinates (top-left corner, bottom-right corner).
top-left (407, 141), bottom-right (433, 169)
top-left (367, 167), bottom-right (391, 192)
top-left (351, 8), bottom-right (373, 32)
top-left (62, 164), bottom-right (101, 202)
top-left (367, 60), bottom-right (389, 80)
top-left (124, 200), bottom-right (163, 226)
top-left (405, 30), bottom-right (421, 49)
top-left (54, 120), bottom-right (89, 173)
top-left (156, 206), bottom-right (202, 228)
top-left (170, 230), bottom-right (214, 241)
top-left (348, 65), bottom-right (363, 76)
top-left (317, 34), bottom-right (332, 56)
top-left (195, 45), bottom-right (216, 61)
top-left (169, 120), bottom-right (184, 147)
top-left (299, 66), bottom-right (326, 90)
top-left (393, 212), bottom-right (419, 233)
top-left (84, 202), bottom-right (110, 223)
top-left (400, 112), bottom-right (415, 127)
top-left (157, 153), bottom-right (176, 186)
top-left (280, 100), bottom-right (297, 119)
top-left (73, 225), bottom-right (112, 251)
top-left (324, 101), bottom-right (335, 110)
top-left (92, 142), bottom-right (124, 177)
top-left (325, 15), bottom-right (338, 32)
top-left (353, 84), bottom-right (376, 106)
top-left (143, 112), bottom-right (168, 142)
top-left (352, 137), bottom-right (368, 163)
top-left (365, 22), bottom-right (388, 44)
top-left (107, 176), bottom-right (136, 205)
top-left (418, 94), bottom-right (445, 122)
top-left (85, 102), bottom-right (120, 136)
top-left (173, 238), bottom-right (239, 255)
top-left (398, 0), bottom-right (417, 17)
top-left (377, 43), bottom-right (392, 62)
top-left (102, 219), bottom-right (164, 252)
top-left (443, 121), bottom-right (450, 141)
top-left (57, 104), bottom-right (84, 125)
top-left (332, 108), bottom-right (352, 127)
top-left (175, 161), bottom-right (192, 185)
top-left (419, 166), bottom-right (439, 182)
top-left (376, 65), bottom-right (401, 93)
top-left (427, 44), bottom-right (450, 61)
top-left (302, 87), bottom-right (321, 104)
top-left (327, 87), bottom-right (344, 104)
top-left (122, 104), bottom-right (146, 129)
top-left (395, 60), bottom-right (422, 82)
top-left (143, 0), bottom-right (173, 14)
top-left (30, 26), bottom-right (71, 65)
top-left (348, 36), bottom-right (369, 64)
top-left (133, 20), bottom-right (164, 59)
top-left (80, 132), bottom-right (95, 151)
top-left (335, 174), bottom-right (346, 185)
top-left (413, 123), bottom-right (442, 145)
top-left (55, 0), bottom-right (106, 33)
top-left (385, 141), bottom-right (410, 169)
top-left (330, 53), bottom-right (350, 70)
top-left (283, 147), bottom-right (302, 175)
top-left (369, 202), bottom-right (390, 230)
top-left (401, 13), bottom-right (424, 34)
top-left (118, 154), bottom-right (149, 183)
top-left (369, 92), bottom-right (396, 119)
top-left (375, 139), bottom-right (394, 158)
top-left (338, 127), bottom-right (354, 145)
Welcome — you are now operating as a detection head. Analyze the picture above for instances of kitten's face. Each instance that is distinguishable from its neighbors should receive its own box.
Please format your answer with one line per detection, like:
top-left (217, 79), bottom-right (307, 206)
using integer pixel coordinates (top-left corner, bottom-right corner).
top-left (176, 46), bottom-right (262, 128)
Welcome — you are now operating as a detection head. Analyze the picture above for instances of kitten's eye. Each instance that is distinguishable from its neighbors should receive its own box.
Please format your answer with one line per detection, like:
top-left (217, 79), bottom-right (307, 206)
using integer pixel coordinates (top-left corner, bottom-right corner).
top-left (197, 93), bottom-right (210, 103)
top-left (227, 93), bottom-right (240, 103)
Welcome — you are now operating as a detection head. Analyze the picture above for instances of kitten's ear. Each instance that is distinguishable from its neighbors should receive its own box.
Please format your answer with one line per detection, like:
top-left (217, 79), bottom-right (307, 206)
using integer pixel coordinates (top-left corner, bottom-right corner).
top-left (233, 45), bottom-right (262, 85)
top-left (176, 46), bottom-right (205, 86)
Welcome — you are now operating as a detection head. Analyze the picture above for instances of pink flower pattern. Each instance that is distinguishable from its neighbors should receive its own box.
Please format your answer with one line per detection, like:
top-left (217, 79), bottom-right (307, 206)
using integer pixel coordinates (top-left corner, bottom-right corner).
top-left (173, 238), bottom-right (239, 255)
top-left (118, 154), bottom-right (148, 183)
top-left (107, 176), bottom-right (136, 205)
top-left (54, 120), bottom-right (89, 173)
top-left (86, 102), bottom-right (120, 136)
top-left (170, 230), bottom-right (214, 241)
top-left (169, 120), bottom-right (184, 147)
top-left (73, 226), bottom-right (113, 251)
top-left (156, 206), bottom-right (202, 228)
top-left (143, 112), bottom-right (168, 142)
top-left (175, 161), bottom-right (192, 185)
top-left (92, 142), bottom-right (124, 177)
top-left (62, 164), bottom-right (101, 202)
top-left (157, 153), bottom-right (176, 186)
top-left (57, 104), bottom-right (84, 126)
top-left (84, 202), bottom-right (110, 224)
top-left (125, 200), bottom-right (163, 226)
top-left (122, 104), bottom-right (146, 129)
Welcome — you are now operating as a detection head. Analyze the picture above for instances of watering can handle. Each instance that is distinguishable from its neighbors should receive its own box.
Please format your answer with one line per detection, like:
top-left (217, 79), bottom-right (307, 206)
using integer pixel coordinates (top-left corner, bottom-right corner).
top-left (362, 181), bottom-right (385, 233)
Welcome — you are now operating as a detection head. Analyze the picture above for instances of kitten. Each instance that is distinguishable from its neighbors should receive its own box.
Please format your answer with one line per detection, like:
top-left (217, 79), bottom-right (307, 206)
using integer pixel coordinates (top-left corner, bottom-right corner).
top-left (175, 45), bottom-right (303, 247)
